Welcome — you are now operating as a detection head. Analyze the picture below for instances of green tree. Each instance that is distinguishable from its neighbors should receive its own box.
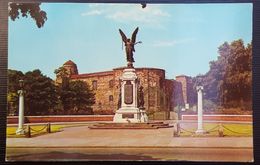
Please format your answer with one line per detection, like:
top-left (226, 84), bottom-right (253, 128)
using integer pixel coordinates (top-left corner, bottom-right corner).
top-left (192, 39), bottom-right (252, 111)
top-left (54, 66), bottom-right (70, 88)
top-left (70, 81), bottom-right (95, 113)
top-left (7, 69), bottom-right (24, 115)
top-left (24, 69), bottom-right (58, 115)
top-left (9, 3), bottom-right (47, 28)
top-left (59, 80), bottom-right (95, 114)
top-left (221, 40), bottom-right (252, 109)
top-left (55, 67), bottom-right (95, 114)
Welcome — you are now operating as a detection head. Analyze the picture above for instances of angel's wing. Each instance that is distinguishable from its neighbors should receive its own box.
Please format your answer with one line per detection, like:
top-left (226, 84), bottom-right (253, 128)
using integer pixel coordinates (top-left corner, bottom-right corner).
top-left (119, 29), bottom-right (127, 43)
top-left (131, 27), bottom-right (139, 44)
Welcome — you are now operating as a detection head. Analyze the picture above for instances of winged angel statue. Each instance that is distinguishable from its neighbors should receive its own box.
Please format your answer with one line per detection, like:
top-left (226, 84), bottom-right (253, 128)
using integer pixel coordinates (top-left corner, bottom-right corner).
top-left (119, 27), bottom-right (141, 67)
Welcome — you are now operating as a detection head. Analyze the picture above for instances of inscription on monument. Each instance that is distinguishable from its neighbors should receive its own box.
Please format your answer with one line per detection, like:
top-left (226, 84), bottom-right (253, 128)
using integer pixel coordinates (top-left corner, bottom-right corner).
top-left (124, 80), bottom-right (133, 104)
top-left (122, 113), bottom-right (134, 119)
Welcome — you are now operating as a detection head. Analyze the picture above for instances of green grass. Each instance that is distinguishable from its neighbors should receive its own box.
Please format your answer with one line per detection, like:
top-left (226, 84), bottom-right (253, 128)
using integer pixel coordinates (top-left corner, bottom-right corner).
top-left (7, 123), bottom-right (253, 138)
top-left (179, 123), bottom-right (252, 137)
top-left (6, 123), bottom-right (90, 138)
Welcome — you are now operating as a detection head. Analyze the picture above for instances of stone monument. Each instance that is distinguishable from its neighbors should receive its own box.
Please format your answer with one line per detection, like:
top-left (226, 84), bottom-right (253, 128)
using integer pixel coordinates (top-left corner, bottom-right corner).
top-left (113, 27), bottom-right (148, 123)
top-left (195, 86), bottom-right (206, 134)
top-left (16, 80), bottom-right (26, 135)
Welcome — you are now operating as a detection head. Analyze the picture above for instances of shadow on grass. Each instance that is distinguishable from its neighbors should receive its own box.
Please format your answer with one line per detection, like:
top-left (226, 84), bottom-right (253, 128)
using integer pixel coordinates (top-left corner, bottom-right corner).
top-left (7, 130), bottom-right (62, 138)
top-left (7, 151), bottom-right (160, 161)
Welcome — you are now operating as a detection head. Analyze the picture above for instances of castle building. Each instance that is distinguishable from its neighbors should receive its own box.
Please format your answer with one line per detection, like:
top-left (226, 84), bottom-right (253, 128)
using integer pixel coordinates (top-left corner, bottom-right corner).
top-left (56, 60), bottom-right (193, 115)
top-left (174, 75), bottom-right (194, 107)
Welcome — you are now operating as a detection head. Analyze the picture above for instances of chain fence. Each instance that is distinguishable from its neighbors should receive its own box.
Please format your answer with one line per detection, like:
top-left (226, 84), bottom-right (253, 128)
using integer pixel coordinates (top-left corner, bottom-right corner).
top-left (174, 123), bottom-right (252, 137)
top-left (7, 123), bottom-right (51, 138)
top-left (29, 125), bottom-right (48, 133)
top-left (222, 124), bottom-right (252, 135)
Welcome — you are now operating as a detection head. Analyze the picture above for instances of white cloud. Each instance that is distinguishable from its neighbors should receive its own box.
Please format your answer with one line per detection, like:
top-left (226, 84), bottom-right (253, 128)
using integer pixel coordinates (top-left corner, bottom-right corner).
top-left (152, 38), bottom-right (196, 47)
top-left (81, 10), bottom-right (104, 16)
top-left (153, 41), bottom-right (176, 47)
top-left (81, 4), bottom-right (171, 27)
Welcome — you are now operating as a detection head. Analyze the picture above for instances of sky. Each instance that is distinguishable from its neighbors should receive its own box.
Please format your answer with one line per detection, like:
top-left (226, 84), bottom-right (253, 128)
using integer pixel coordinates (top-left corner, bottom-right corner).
top-left (8, 3), bottom-right (252, 79)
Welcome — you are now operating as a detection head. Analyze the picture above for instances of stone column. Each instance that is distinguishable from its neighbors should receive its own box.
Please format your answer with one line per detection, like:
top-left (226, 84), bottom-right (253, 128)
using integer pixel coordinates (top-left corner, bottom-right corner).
top-left (196, 86), bottom-right (205, 134)
top-left (16, 89), bottom-right (25, 135)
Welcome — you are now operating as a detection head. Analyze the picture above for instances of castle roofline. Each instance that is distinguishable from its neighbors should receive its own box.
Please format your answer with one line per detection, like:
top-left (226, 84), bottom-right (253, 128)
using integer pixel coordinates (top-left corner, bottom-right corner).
top-left (176, 74), bottom-right (190, 78)
top-left (70, 66), bottom-right (166, 79)
top-left (113, 67), bottom-right (165, 72)
top-left (64, 60), bottom-right (76, 66)
top-left (71, 70), bottom-right (114, 79)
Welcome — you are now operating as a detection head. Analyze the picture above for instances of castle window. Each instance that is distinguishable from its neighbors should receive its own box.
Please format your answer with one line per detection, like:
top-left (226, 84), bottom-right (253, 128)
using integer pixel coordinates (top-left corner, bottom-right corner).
top-left (109, 80), bottom-right (114, 88)
top-left (109, 95), bottom-right (113, 102)
top-left (92, 80), bottom-right (97, 90)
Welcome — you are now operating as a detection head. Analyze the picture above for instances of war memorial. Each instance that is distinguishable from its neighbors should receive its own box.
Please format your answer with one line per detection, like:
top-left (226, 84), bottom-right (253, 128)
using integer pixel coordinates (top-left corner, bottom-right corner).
top-left (5, 3), bottom-right (253, 162)
top-left (6, 27), bottom-right (253, 162)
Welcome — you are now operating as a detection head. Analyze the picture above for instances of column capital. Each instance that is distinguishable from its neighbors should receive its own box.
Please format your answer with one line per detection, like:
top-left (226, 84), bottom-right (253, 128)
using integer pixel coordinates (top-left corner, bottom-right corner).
top-left (196, 86), bottom-right (204, 91)
top-left (17, 90), bottom-right (24, 95)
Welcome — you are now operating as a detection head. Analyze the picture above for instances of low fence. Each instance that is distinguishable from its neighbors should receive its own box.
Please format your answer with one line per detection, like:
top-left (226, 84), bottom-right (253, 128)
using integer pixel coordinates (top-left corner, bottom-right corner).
top-left (7, 123), bottom-right (52, 138)
top-left (7, 115), bottom-right (114, 124)
top-left (173, 123), bottom-right (252, 137)
top-left (181, 114), bottom-right (252, 122)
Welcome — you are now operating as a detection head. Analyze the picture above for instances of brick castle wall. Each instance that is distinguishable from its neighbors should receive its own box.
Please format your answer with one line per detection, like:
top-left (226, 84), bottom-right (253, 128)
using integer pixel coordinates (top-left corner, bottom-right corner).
top-left (56, 61), bottom-right (175, 115)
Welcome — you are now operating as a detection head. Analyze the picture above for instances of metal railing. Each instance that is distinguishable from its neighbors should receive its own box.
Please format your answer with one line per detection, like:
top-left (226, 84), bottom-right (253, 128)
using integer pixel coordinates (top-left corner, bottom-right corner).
top-left (7, 123), bottom-right (52, 138)
top-left (173, 123), bottom-right (252, 137)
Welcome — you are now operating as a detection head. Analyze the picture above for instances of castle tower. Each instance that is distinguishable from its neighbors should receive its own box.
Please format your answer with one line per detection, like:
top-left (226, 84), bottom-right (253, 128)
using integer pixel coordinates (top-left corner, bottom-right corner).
top-left (175, 75), bottom-right (192, 107)
top-left (55, 60), bottom-right (78, 84)
top-left (63, 60), bottom-right (78, 76)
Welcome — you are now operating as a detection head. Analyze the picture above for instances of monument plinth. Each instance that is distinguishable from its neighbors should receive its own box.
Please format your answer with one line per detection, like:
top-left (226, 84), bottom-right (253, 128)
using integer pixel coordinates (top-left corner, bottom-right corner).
top-left (113, 68), bottom-right (148, 123)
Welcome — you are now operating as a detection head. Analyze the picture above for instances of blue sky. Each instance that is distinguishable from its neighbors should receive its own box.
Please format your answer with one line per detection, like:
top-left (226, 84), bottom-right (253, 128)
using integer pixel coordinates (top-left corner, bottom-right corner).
top-left (8, 3), bottom-right (252, 79)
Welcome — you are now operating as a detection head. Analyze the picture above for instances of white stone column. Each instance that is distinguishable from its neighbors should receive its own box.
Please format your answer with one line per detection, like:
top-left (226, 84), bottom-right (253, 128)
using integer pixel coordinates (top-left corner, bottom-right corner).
top-left (16, 89), bottom-right (25, 135)
top-left (196, 86), bottom-right (205, 134)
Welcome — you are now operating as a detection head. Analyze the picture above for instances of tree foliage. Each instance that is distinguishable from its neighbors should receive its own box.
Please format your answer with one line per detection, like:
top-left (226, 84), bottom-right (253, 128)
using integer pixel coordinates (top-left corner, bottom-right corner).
top-left (9, 3), bottom-right (47, 28)
top-left (23, 70), bottom-right (58, 115)
top-left (8, 68), bottom-right (96, 116)
top-left (192, 39), bottom-right (252, 110)
top-left (8, 69), bottom-right (58, 115)
top-left (55, 67), bottom-right (95, 114)
top-left (7, 69), bottom-right (24, 115)
top-left (59, 80), bottom-right (95, 114)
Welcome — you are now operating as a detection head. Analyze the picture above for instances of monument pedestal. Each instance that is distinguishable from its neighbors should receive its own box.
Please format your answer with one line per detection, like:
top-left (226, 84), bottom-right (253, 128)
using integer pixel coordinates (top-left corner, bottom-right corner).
top-left (113, 68), bottom-right (148, 123)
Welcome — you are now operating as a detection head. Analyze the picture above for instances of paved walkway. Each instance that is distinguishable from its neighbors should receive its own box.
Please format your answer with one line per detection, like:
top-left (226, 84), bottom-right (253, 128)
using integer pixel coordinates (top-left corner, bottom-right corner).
top-left (6, 125), bottom-right (253, 148)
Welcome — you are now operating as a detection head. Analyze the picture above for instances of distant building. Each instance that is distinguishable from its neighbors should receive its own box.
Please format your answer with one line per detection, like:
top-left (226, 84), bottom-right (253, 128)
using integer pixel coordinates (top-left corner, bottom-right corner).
top-left (56, 60), bottom-right (194, 115)
top-left (174, 75), bottom-right (195, 108)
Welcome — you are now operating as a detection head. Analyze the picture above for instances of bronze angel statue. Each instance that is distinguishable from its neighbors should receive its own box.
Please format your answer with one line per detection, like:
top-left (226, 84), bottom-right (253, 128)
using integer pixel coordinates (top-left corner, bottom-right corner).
top-left (119, 27), bottom-right (141, 67)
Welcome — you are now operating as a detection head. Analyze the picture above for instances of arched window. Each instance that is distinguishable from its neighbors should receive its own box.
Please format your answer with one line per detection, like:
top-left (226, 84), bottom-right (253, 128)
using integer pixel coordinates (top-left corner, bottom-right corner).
top-left (92, 80), bottom-right (97, 90)
top-left (109, 95), bottom-right (113, 102)
top-left (109, 80), bottom-right (114, 88)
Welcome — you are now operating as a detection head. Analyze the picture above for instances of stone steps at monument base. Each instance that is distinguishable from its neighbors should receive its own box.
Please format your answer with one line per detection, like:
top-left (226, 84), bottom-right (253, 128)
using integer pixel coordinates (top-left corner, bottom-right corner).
top-left (88, 122), bottom-right (173, 129)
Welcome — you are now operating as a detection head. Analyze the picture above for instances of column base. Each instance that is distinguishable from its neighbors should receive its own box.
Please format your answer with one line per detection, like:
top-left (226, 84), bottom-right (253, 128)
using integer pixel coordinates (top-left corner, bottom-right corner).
top-left (16, 128), bottom-right (26, 135)
top-left (140, 109), bottom-right (148, 123)
top-left (195, 129), bottom-right (206, 134)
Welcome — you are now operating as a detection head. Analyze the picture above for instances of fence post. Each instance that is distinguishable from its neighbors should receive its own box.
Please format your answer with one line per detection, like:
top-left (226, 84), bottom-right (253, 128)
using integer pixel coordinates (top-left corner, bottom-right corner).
top-left (26, 125), bottom-right (31, 138)
top-left (46, 123), bottom-right (51, 133)
top-left (173, 122), bottom-right (180, 137)
top-left (218, 123), bottom-right (224, 137)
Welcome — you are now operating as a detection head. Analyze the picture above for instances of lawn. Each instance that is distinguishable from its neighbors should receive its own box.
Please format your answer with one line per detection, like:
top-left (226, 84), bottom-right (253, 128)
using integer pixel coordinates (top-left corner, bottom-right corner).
top-left (179, 123), bottom-right (253, 137)
top-left (7, 122), bottom-right (253, 138)
top-left (6, 123), bottom-right (90, 138)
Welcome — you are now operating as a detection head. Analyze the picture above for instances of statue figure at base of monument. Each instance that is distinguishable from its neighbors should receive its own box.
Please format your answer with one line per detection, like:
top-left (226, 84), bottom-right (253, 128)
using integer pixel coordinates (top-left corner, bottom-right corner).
top-left (138, 86), bottom-right (145, 109)
top-left (119, 27), bottom-right (142, 68)
top-left (117, 88), bottom-right (122, 109)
